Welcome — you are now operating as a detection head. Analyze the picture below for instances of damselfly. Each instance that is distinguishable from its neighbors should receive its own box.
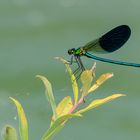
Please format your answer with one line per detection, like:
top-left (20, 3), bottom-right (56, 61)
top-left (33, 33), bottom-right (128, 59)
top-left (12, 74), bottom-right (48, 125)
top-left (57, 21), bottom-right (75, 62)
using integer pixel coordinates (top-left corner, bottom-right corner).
top-left (68, 25), bottom-right (140, 75)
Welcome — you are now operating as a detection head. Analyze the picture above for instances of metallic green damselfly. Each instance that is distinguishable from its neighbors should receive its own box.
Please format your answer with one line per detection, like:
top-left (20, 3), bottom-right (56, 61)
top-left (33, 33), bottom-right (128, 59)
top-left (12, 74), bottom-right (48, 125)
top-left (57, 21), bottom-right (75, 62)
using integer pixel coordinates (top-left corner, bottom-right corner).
top-left (68, 25), bottom-right (140, 75)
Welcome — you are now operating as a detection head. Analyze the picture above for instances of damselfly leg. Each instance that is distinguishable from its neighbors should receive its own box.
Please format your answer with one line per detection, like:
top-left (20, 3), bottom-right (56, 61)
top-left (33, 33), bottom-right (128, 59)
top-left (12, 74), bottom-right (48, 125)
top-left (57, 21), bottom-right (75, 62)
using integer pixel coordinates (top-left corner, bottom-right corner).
top-left (69, 55), bottom-right (85, 79)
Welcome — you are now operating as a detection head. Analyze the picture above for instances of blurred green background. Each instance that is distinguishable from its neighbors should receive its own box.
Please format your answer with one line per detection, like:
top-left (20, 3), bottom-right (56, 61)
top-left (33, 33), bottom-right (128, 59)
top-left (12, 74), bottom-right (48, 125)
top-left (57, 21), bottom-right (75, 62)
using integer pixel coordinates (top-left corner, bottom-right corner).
top-left (0, 0), bottom-right (140, 140)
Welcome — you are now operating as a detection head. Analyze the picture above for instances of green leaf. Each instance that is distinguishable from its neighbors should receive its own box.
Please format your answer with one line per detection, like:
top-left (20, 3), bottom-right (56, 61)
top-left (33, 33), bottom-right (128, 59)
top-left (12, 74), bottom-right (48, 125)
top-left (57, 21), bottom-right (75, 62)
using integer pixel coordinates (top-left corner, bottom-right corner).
top-left (80, 70), bottom-right (93, 96)
top-left (36, 75), bottom-right (57, 120)
top-left (10, 97), bottom-right (28, 140)
top-left (41, 113), bottom-right (81, 140)
top-left (88, 73), bottom-right (113, 94)
top-left (56, 96), bottom-right (73, 117)
top-left (56, 57), bottom-right (79, 104)
top-left (2, 125), bottom-right (18, 140)
top-left (76, 94), bottom-right (126, 114)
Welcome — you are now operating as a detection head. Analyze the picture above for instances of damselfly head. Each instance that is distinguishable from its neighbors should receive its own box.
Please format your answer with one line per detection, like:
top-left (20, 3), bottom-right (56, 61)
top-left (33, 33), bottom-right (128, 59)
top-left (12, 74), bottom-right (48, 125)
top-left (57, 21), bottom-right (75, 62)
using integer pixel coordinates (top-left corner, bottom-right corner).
top-left (68, 48), bottom-right (75, 55)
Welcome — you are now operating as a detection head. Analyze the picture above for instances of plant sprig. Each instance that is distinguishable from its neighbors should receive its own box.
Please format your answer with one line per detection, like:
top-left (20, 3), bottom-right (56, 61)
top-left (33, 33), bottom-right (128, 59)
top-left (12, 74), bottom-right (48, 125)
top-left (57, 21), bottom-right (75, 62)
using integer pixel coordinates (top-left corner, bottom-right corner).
top-left (1, 57), bottom-right (125, 140)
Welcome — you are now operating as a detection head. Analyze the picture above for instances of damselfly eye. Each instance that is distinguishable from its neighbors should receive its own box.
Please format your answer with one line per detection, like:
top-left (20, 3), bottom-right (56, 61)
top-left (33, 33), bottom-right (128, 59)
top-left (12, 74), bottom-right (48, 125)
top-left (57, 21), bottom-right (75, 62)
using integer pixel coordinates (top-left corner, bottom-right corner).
top-left (68, 48), bottom-right (75, 55)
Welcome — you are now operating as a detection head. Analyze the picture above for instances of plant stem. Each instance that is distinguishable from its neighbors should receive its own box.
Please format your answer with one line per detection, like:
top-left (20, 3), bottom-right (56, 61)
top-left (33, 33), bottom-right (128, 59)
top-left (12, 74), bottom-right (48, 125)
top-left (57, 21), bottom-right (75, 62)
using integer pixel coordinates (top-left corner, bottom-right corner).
top-left (69, 96), bottom-right (84, 113)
